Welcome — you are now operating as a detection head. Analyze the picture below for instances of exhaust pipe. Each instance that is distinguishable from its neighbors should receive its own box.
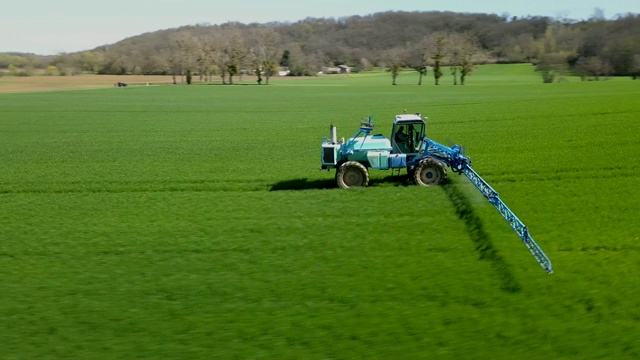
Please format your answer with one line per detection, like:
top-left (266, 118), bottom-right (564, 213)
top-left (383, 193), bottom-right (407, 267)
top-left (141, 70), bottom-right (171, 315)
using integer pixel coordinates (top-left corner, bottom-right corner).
top-left (330, 125), bottom-right (337, 144)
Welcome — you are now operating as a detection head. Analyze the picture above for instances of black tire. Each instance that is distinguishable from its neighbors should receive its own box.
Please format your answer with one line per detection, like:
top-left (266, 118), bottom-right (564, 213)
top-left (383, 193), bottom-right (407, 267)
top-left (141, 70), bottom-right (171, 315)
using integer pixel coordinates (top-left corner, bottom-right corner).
top-left (336, 161), bottom-right (369, 189)
top-left (413, 157), bottom-right (447, 186)
top-left (407, 166), bottom-right (416, 179)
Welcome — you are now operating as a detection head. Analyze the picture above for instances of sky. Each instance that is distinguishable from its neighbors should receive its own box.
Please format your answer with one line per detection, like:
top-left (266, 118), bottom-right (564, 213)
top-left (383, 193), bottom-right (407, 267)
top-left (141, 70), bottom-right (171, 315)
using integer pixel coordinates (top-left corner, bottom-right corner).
top-left (3, 0), bottom-right (639, 55)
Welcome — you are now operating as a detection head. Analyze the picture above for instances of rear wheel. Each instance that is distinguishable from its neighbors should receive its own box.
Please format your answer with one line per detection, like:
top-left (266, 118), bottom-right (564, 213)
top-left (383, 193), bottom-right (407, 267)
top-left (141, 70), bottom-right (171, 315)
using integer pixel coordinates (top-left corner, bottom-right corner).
top-left (407, 166), bottom-right (416, 180)
top-left (336, 161), bottom-right (369, 189)
top-left (413, 158), bottom-right (447, 186)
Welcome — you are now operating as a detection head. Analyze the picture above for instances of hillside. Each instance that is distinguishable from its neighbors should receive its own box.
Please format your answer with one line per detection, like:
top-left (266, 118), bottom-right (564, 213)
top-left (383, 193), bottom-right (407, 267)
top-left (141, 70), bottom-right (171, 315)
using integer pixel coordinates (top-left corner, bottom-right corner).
top-left (1, 11), bottom-right (639, 79)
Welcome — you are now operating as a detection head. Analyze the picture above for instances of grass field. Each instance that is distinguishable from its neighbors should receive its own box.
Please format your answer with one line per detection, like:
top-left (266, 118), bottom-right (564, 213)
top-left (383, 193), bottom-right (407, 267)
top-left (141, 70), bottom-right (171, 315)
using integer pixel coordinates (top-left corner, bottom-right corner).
top-left (1, 66), bottom-right (640, 359)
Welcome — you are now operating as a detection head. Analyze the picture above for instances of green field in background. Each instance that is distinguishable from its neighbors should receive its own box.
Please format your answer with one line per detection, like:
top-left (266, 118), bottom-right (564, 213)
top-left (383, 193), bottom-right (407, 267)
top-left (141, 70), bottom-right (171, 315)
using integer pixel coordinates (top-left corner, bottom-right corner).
top-left (1, 67), bottom-right (639, 359)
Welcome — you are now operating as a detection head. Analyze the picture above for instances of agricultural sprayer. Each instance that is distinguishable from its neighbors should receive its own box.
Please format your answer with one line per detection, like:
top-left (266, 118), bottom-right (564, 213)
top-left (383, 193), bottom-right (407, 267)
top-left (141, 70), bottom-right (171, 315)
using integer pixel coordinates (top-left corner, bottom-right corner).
top-left (320, 112), bottom-right (552, 273)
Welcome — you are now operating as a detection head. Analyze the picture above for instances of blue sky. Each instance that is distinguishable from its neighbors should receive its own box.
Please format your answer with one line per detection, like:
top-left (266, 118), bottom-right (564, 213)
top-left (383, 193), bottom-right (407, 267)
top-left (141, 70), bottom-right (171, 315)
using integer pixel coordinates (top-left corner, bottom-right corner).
top-left (3, 0), bottom-right (638, 55)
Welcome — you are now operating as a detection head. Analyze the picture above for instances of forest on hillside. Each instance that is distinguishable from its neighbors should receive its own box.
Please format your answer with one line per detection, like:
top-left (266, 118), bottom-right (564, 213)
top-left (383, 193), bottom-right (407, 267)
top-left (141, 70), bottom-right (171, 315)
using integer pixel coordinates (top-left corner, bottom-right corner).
top-left (2, 11), bottom-right (640, 84)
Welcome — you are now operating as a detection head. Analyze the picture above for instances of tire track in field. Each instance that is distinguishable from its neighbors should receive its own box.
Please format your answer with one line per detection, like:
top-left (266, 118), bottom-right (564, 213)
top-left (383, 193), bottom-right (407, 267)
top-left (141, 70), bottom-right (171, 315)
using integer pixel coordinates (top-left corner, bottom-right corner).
top-left (0, 179), bottom-right (272, 194)
top-left (481, 166), bottom-right (639, 184)
top-left (442, 182), bottom-right (521, 293)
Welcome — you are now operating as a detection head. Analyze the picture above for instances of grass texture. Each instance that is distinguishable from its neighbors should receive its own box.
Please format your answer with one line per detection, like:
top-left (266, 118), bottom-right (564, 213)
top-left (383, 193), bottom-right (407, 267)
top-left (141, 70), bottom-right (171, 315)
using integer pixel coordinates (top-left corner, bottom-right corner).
top-left (1, 66), bottom-right (639, 359)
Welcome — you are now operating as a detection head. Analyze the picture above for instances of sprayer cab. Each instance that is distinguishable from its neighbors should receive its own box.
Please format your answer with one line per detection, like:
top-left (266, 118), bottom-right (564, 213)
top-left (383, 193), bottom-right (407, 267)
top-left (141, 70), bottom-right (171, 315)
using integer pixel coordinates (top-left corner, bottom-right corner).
top-left (390, 114), bottom-right (426, 155)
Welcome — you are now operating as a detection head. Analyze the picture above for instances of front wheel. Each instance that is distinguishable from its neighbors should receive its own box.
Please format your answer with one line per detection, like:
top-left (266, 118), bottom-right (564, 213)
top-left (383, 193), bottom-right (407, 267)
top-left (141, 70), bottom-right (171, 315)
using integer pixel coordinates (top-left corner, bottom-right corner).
top-left (336, 161), bottom-right (369, 189)
top-left (413, 158), bottom-right (447, 186)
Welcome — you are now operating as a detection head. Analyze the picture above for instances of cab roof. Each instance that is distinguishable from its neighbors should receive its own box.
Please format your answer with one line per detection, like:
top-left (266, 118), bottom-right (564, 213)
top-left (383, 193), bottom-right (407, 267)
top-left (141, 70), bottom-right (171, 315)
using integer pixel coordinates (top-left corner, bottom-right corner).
top-left (394, 113), bottom-right (425, 124)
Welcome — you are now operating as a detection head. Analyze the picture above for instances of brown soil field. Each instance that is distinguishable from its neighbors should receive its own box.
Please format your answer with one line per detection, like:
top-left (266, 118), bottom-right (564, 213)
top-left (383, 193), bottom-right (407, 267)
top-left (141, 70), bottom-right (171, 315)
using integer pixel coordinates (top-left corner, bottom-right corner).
top-left (0, 74), bottom-right (317, 93)
top-left (0, 75), bottom-right (184, 93)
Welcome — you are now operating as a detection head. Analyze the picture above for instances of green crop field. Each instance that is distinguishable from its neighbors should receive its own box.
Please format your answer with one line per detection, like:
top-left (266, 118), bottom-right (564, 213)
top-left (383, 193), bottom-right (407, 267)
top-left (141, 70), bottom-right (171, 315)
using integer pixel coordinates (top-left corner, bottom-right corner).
top-left (1, 66), bottom-right (639, 359)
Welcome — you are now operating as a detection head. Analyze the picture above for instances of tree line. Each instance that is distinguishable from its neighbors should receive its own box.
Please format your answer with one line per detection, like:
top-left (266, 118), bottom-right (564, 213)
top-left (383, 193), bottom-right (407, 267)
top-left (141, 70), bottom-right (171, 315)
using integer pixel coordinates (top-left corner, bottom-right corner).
top-left (2, 10), bottom-right (639, 84)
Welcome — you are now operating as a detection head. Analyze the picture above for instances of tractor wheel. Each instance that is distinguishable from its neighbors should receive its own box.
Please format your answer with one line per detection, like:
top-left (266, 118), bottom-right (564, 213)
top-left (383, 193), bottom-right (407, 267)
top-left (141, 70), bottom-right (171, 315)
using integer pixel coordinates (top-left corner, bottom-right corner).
top-left (407, 166), bottom-right (416, 179)
top-left (336, 161), bottom-right (369, 189)
top-left (413, 158), bottom-right (447, 186)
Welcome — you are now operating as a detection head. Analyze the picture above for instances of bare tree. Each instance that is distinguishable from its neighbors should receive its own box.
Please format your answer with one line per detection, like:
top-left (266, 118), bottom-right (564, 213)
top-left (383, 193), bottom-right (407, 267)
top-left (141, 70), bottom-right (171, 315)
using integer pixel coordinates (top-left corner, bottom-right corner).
top-left (141, 50), bottom-right (169, 75)
top-left (247, 44), bottom-right (263, 84)
top-left (517, 33), bottom-right (538, 63)
top-left (210, 34), bottom-right (230, 84)
top-left (261, 29), bottom-right (281, 85)
top-left (305, 51), bottom-right (327, 76)
top-left (450, 51), bottom-right (459, 85)
top-left (77, 51), bottom-right (104, 73)
top-left (533, 23), bottom-right (574, 83)
top-left (99, 50), bottom-right (127, 75)
top-left (407, 36), bottom-right (434, 85)
top-left (576, 56), bottom-right (604, 80)
top-left (171, 32), bottom-right (197, 84)
top-left (164, 43), bottom-right (181, 84)
top-left (382, 48), bottom-right (405, 85)
top-left (247, 28), bottom-right (281, 85)
top-left (286, 43), bottom-right (322, 76)
top-left (448, 34), bottom-right (479, 85)
top-left (431, 35), bottom-right (446, 85)
top-left (222, 30), bottom-right (246, 84)
top-left (535, 53), bottom-right (568, 83)
top-left (195, 36), bottom-right (215, 82)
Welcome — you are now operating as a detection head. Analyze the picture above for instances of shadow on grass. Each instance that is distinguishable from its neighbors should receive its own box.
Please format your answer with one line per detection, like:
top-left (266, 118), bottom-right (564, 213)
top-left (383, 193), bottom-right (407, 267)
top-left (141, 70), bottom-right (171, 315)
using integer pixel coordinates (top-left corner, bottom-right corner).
top-left (270, 178), bottom-right (336, 191)
top-left (269, 174), bottom-right (416, 191)
top-left (441, 182), bottom-right (522, 293)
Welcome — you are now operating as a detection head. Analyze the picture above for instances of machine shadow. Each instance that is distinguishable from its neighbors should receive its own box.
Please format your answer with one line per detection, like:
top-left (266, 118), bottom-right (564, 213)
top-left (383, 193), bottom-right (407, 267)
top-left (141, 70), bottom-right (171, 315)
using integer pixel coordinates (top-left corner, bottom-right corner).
top-left (269, 174), bottom-right (415, 191)
top-left (269, 178), bottom-right (336, 191)
top-left (441, 182), bottom-right (522, 293)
